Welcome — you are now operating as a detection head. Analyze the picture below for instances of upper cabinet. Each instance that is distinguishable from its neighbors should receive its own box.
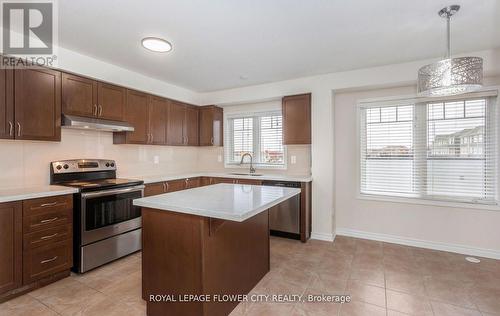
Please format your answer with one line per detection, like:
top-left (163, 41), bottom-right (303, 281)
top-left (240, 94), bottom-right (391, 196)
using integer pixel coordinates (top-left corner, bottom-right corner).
top-left (97, 83), bottom-right (125, 121)
top-left (14, 66), bottom-right (61, 141)
top-left (62, 73), bottom-right (97, 118)
top-left (113, 91), bottom-right (168, 145)
top-left (62, 73), bottom-right (125, 121)
top-left (114, 89), bottom-right (149, 144)
top-left (282, 93), bottom-right (311, 145)
top-left (167, 101), bottom-right (199, 146)
top-left (199, 105), bottom-right (223, 146)
top-left (0, 68), bottom-right (14, 139)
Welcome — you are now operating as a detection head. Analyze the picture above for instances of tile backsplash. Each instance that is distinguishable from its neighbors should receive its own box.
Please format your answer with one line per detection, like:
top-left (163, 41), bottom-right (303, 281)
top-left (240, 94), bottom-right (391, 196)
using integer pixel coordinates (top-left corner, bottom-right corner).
top-left (0, 129), bottom-right (311, 189)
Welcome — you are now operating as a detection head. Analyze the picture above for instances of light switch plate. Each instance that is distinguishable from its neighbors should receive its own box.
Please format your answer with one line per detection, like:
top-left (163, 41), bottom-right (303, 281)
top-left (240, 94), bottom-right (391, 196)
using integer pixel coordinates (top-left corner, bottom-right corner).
top-left (153, 155), bottom-right (160, 164)
top-left (291, 155), bottom-right (297, 164)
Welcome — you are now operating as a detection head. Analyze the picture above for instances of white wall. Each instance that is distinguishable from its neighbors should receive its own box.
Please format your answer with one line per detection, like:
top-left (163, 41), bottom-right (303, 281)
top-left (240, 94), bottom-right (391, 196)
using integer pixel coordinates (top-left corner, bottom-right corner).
top-left (200, 48), bottom-right (500, 247)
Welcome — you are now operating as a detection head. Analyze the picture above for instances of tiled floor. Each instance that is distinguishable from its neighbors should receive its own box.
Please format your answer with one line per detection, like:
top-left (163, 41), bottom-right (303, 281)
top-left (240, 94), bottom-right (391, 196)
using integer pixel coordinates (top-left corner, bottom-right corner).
top-left (2, 236), bottom-right (500, 316)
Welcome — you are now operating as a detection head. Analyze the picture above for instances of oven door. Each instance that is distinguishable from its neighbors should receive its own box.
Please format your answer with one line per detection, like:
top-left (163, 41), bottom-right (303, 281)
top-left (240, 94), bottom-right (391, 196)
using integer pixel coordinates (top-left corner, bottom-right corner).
top-left (80, 185), bottom-right (144, 245)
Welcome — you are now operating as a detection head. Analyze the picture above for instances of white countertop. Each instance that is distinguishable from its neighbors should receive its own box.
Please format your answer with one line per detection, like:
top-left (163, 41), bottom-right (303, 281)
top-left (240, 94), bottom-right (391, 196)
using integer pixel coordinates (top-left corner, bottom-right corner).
top-left (0, 185), bottom-right (79, 203)
top-left (127, 172), bottom-right (312, 184)
top-left (133, 183), bottom-right (301, 222)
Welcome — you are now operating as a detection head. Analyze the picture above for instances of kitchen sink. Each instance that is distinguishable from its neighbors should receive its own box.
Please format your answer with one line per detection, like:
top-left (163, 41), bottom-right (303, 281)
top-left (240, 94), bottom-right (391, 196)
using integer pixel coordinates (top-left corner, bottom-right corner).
top-left (228, 173), bottom-right (263, 176)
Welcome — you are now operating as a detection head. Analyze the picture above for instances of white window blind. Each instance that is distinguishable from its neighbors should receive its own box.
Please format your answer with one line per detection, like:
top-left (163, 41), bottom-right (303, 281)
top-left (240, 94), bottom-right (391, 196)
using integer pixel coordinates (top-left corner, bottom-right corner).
top-left (225, 111), bottom-right (285, 167)
top-left (360, 95), bottom-right (498, 205)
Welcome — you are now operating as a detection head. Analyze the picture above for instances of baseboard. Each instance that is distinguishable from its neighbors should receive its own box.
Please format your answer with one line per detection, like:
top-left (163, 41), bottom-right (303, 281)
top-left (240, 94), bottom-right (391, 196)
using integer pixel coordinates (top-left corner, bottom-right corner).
top-left (336, 228), bottom-right (500, 260)
top-left (310, 232), bottom-right (335, 242)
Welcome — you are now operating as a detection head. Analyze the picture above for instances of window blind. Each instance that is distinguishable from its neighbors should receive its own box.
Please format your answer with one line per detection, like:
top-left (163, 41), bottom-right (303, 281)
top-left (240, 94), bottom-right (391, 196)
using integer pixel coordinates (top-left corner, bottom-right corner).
top-left (225, 111), bottom-right (285, 167)
top-left (360, 96), bottom-right (497, 205)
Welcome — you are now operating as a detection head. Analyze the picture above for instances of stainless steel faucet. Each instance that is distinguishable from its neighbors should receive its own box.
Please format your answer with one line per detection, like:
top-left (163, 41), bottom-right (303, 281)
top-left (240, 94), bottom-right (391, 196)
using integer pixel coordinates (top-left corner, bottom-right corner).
top-left (239, 153), bottom-right (256, 174)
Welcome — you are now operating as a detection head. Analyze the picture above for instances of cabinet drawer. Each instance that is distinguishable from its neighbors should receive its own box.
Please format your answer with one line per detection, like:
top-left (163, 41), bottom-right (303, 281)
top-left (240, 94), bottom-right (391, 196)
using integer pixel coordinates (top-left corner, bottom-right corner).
top-left (23, 239), bottom-right (72, 284)
top-left (23, 207), bottom-right (72, 233)
top-left (23, 195), bottom-right (72, 217)
top-left (23, 224), bottom-right (72, 250)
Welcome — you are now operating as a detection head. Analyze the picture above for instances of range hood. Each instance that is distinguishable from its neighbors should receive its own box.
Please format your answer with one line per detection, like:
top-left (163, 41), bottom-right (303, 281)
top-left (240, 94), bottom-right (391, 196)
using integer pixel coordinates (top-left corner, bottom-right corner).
top-left (62, 115), bottom-right (134, 132)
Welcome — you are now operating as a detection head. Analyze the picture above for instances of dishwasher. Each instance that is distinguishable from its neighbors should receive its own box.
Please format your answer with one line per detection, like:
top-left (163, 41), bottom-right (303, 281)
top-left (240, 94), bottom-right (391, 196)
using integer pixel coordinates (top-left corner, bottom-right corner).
top-left (262, 181), bottom-right (301, 240)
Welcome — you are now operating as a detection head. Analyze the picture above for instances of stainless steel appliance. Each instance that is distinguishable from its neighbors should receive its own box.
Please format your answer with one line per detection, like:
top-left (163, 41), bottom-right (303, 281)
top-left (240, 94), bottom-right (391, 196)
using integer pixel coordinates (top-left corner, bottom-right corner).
top-left (262, 181), bottom-right (301, 240)
top-left (50, 159), bottom-right (144, 273)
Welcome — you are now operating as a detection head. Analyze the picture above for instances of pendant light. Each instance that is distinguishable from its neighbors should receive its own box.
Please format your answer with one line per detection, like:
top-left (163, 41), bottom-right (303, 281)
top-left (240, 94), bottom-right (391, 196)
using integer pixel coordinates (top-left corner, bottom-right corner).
top-left (417, 5), bottom-right (483, 97)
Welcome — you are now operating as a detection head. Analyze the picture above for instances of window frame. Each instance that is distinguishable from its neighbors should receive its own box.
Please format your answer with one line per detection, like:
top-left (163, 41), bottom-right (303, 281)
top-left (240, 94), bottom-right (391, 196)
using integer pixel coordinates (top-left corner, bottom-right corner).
top-left (224, 110), bottom-right (287, 170)
top-left (356, 89), bottom-right (500, 209)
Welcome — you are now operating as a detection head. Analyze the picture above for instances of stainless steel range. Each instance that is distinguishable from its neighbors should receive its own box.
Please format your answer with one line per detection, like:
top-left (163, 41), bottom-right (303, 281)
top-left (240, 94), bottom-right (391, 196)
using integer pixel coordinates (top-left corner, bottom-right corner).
top-left (50, 159), bottom-right (144, 273)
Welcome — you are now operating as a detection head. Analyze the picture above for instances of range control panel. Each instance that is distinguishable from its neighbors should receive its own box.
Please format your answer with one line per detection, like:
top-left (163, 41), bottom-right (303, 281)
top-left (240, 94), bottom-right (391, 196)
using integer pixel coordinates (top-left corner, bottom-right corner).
top-left (51, 159), bottom-right (117, 174)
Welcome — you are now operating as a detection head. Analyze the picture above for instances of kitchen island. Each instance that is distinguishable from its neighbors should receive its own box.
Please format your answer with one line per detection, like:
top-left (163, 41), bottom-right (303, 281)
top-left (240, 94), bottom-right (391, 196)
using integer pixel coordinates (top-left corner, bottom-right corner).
top-left (133, 183), bottom-right (301, 316)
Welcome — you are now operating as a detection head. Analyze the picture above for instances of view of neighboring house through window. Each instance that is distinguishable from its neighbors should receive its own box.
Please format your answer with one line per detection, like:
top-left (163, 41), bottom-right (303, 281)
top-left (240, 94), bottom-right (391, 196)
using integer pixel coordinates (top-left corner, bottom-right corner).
top-left (226, 111), bottom-right (285, 167)
top-left (360, 96), bottom-right (497, 204)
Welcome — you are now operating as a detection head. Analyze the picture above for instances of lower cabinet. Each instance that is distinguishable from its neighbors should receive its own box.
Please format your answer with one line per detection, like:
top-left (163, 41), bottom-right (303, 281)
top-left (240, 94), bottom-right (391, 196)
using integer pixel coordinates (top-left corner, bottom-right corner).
top-left (144, 177), bottom-right (202, 197)
top-left (0, 195), bottom-right (73, 302)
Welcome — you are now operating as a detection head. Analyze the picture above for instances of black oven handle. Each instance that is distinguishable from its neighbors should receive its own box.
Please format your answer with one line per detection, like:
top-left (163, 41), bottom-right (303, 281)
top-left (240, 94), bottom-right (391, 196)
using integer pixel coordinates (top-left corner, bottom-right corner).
top-left (80, 185), bottom-right (145, 199)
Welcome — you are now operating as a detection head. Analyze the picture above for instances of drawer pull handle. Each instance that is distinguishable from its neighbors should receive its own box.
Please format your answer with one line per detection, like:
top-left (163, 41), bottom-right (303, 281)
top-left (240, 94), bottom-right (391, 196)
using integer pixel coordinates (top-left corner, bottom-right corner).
top-left (40, 256), bottom-right (58, 264)
top-left (40, 217), bottom-right (59, 224)
top-left (40, 233), bottom-right (58, 240)
top-left (40, 202), bottom-right (58, 207)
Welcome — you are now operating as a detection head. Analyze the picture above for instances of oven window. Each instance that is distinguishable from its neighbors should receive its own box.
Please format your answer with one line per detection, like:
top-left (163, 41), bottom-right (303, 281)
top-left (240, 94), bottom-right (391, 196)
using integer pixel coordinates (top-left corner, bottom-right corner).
top-left (85, 190), bottom-right (142, 231)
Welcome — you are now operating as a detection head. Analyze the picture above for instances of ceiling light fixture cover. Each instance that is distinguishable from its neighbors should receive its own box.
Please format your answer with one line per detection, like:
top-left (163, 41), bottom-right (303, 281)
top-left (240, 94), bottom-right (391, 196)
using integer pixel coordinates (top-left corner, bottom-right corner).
top-left (417, 5), bottom-right (483, 97)
top-left (141, 37), bottom-right (172, 52)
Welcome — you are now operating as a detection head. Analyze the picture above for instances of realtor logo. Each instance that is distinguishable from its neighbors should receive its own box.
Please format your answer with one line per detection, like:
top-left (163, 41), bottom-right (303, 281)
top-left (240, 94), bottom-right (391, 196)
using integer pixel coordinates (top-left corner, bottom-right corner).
top-left (1, 0), bottom-right (58, 67)
top-left (2, 1), bottom-right (53, 54)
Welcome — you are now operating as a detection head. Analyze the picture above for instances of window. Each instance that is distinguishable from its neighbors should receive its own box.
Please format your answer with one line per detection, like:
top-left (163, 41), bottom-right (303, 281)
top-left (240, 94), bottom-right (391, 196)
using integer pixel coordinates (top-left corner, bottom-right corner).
top-left (359, 95), bottom-right (497, 205)
top-left (225, 111), bottom-right (285, 167)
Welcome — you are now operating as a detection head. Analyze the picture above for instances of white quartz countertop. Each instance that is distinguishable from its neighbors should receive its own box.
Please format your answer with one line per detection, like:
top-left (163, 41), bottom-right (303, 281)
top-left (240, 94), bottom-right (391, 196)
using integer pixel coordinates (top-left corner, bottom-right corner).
top-left (133, 183), bottom-right (301, 222)
top-left (127, 172), bottom-right (312, 184)
top-left (0, 185), bottom-right (79, 203)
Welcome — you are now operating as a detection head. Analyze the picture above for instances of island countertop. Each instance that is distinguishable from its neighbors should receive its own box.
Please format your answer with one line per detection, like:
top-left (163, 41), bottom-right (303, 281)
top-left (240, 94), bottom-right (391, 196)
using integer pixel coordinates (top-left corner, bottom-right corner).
top-left (133, 183), bottom-right (301, 222)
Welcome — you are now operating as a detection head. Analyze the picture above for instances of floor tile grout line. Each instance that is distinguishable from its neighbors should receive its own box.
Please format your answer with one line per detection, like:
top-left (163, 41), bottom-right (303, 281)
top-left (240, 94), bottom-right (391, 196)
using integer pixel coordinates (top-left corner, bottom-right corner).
top-left (27, 293), bottom-right (64, 316)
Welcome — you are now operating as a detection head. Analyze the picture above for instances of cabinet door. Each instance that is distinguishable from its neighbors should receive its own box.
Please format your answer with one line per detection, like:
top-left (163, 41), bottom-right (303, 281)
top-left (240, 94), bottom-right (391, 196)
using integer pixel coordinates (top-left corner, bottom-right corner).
top-left (212, 106), bottom-right (223, 146)
top-left (199, 106), bottom-right (213, 146)
top-left (62, 73), bottom-right (97, 118)
top-left (122, 90), bottom-right (149, 144)
top-left (14, 67), bottom-right (61, 141)
top-left (166, 179), bottom-right (186, 192)
top-left (149, 96), bottom-right (168, 145)
top-left (0, 68), bottom-right (14, 139)
top-left (97, 82), bottom-right (125, 121)
top-left (167, 101), bottom-right (185, 145)
top-left (282, 93), bottom-right (311, 145)
top-left (144, 182), bottom-right (166, 197)
top-left (185, 105), bottom-right (199, 146)
top-left (0, 201), bottom-right (22, 295)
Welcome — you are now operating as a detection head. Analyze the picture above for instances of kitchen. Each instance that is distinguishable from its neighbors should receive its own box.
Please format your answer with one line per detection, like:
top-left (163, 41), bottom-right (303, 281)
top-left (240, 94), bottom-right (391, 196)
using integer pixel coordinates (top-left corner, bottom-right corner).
top-left (1, 1), bottom-right (500, 316)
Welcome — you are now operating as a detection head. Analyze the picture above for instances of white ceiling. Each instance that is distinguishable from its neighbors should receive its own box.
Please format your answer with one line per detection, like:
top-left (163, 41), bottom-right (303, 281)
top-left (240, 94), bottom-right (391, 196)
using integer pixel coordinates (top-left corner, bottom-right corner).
top-left (59, 0), bottom-right (500, 92)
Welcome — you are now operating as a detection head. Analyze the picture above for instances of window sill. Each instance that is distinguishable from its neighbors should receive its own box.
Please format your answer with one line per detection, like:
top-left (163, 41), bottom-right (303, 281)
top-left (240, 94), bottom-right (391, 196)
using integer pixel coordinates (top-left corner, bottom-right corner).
top-left (356, 194), bottom-right (500, 212)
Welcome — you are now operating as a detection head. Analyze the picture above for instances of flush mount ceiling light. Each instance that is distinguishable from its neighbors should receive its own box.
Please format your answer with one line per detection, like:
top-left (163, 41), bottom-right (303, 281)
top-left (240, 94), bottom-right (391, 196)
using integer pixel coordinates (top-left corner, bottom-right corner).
top-left (417, 5), bottom-right (483, 97)
top-left (141, 37), bottom-right (172, 53)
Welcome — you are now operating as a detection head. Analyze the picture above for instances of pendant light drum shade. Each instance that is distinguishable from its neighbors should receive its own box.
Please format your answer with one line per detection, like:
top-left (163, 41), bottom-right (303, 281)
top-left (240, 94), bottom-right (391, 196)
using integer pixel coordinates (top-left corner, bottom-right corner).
top-left (417, 56), bottom-right (483, 96)
top-left (417, 5), bottom-right (483, 97)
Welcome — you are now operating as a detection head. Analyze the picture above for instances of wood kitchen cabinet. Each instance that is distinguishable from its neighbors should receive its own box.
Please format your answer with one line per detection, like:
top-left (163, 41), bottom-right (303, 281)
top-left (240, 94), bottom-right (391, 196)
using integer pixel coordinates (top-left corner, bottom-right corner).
top-left (14, 66), bottom-right (61, 141)
top-left (115, 90), bottom-right (149, 144)
top-left (113, 91), bottom-right (168, 145)
top-left (148, 96), bottom-right (168, 145)
top-left (0, 202), bottom-right (22, 296)
top-left (62, 73), bottom-right (125, 121)
top-left (0, 68), bottom-right (14, 139)
top-left (199, 105), bottom-right (223, 146)
top-left (282, 93), bottom-right (311, 144)
top-left (62, 73), bottom-right (97, 118)
top-left (97, 82), bottom-right (125, 121)
top-left (167, 101), bottom-right (199, 146)
top-left (144, 177), bottom-right (201, 197)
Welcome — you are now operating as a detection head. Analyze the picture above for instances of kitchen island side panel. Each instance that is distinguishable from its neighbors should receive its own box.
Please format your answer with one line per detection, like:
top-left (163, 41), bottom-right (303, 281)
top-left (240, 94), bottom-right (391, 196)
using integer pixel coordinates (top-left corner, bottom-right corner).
top-left (142, 208), bottom-right (270, 316)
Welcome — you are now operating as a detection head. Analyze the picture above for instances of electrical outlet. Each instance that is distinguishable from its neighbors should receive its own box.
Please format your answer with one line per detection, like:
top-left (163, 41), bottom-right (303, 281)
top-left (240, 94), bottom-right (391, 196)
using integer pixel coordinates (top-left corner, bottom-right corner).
top-left (153, 155), bottom-right (160, 164)
top-left (217, 155), bottom-right (222, 162)
top-left (291, 155), bottom-right (297, 164)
